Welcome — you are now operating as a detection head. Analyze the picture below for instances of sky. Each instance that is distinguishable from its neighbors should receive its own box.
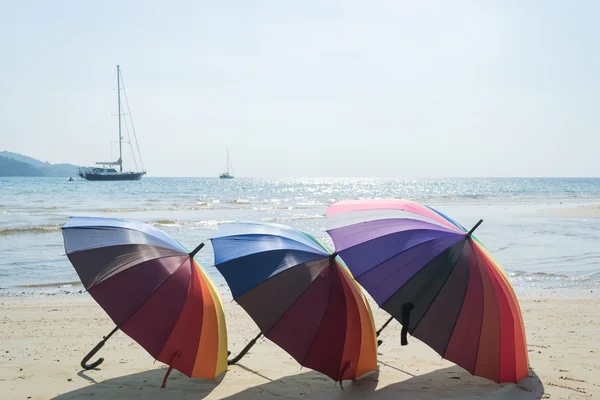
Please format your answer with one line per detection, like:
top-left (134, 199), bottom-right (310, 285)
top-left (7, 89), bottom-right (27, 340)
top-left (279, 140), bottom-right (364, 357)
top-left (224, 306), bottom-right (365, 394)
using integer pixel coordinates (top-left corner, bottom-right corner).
top-left (1, 1), bottom-right (599, 178)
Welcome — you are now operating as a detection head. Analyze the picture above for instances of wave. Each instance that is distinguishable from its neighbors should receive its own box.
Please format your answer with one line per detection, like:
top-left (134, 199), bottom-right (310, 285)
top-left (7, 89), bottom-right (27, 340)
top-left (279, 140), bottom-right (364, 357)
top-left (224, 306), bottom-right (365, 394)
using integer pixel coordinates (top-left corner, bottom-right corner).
top-left (150, 214), bottom-right (323, 229)
top-left (101, 204), bottom-right (217, 213)
top-left (100, 202), bottom-right (326, 213)
top-left (508, 270), bottom-right (595, 282)
top-left (0, 225), bottom-right (61, 235)
top-left (149, 220), bottom-right (231, 229)
top-left (228, 199), bottom-right (250, 204)
top-left (153, 219), bottom-right (178, 225)
top-left (101, 207), bottom-right (148, 212)
top-left (261, 214), bottom-right (324, 222)
top-left (18, 281), bottom-right (82, 288)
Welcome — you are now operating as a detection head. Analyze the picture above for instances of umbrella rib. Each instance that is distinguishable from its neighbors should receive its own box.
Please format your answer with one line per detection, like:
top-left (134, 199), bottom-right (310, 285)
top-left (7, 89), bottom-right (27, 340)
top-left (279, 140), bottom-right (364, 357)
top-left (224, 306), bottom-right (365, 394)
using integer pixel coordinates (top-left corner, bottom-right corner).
top-left (477, 242), bottom-right (522, 381)
top-left (471, 246), bottom-right (487, 379)
top-left (441, 240), bottom-right (473, 357)
top-left (68, 241), bottom-right (182, 257)
top-left (299, 261), bottom-right (337, 368)
top-left (214, 231), bottom-right (326, 255)
top-left (213, 238), bottom-right (328, 267)
top-left (327, 213), bottom-right (463, 234)
top-left (63, 226), bottom-right (185, 254)
top-left (87, 252), bottom-right (186, 290)
top-left (351, 235), bottom-right (459, 282)
top-left (337, 265), bottom-right (354, 382)
top-left (380, 239), bottom-right (465, 313)
top-left (114, 256), bottom-right (191, 331)
top-left (410, 239), bottom-right (468, 337)
top-left (251, 259), bottom-right (330, 340)
top-left (328, 221), bottom-right (457, 245)
top-left (153, 256), bottom-right (197, 361)
top-left (216, 248), bottom-right (327, 297)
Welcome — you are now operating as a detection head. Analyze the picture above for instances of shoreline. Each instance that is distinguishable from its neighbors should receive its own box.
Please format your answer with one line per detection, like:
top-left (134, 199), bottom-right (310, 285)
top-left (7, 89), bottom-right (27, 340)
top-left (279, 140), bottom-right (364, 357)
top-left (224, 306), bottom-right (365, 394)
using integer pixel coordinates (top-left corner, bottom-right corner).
top-left (3, 278), bottom-right (598, 301)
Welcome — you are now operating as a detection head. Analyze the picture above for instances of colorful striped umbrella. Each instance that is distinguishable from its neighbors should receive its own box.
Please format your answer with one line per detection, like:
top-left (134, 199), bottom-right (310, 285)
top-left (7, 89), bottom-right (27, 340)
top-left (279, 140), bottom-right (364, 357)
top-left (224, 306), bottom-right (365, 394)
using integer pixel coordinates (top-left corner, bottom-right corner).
top-left (61, 217), bottom-right (227, 387)
top-left (325, 199), bottom-right (528, 383)
top-left (210, 222), bottom-right (377, 386)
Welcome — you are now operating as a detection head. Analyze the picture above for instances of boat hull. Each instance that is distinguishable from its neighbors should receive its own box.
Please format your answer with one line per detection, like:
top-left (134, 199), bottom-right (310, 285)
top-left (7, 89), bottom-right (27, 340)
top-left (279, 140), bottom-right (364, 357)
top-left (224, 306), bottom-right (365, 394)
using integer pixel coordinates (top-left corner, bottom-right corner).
top-left (80, 172), bottom-right (145, 181)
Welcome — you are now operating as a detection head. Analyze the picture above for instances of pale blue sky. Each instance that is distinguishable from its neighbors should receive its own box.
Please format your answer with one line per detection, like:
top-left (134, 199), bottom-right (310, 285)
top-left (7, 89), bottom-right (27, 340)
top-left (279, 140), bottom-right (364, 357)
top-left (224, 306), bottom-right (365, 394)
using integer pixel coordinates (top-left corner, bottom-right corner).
top-left (1, 1), bottom-right (599, 177)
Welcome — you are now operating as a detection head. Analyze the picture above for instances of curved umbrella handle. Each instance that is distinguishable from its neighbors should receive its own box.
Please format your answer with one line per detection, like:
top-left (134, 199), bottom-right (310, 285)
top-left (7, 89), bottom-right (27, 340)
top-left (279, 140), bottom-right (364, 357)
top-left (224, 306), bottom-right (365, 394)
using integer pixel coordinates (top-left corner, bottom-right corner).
top-left (80, 326), bottom-right (119, 370)
top-left (228, 332), bottom-right (262, 365)
top-left (81, 341), bottom-right (107, 370)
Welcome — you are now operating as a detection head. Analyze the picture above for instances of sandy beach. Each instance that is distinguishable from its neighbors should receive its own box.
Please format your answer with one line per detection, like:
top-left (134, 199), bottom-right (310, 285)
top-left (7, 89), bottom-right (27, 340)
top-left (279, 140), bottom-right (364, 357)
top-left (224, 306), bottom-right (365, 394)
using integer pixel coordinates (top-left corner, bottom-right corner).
top-left (1, 294), bottom-right (598, 400)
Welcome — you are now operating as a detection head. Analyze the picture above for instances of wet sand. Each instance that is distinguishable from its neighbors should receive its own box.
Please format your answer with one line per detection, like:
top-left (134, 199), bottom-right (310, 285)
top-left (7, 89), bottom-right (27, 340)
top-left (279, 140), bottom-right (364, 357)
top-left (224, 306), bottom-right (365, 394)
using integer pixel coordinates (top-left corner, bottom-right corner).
top-left (533, 203), bottom-right (600, 218)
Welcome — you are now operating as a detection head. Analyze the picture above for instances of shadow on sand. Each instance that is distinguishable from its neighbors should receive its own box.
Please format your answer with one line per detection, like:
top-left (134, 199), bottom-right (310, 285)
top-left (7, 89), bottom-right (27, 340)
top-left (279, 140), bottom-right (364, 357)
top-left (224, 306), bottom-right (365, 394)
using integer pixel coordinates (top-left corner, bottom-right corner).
top-left (53, 365), bottom-right (544, 400)
top-left (53, 367), bottom-right (225, 399)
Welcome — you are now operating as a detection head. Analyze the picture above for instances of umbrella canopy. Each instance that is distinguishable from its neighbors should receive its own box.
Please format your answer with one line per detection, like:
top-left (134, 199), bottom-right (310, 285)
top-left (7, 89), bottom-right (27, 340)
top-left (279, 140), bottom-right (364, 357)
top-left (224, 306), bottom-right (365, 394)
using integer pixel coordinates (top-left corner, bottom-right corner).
top-left (210, 222), bottom-right (377, 385)
top-left (62, 216), bottom-right (227, 383)
top-left (325, 199), bottom-right (528, 383)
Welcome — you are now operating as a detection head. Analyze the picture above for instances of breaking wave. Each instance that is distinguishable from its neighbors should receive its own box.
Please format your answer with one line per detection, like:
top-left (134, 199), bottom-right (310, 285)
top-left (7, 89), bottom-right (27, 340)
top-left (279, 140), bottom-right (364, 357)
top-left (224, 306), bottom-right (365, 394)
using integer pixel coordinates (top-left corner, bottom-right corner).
top-left (149, 214), bottom-right (323, 229)
top-left (0, 225), bottom-right (61, 236)
top-left (508, 270), bottom-right (594, 282)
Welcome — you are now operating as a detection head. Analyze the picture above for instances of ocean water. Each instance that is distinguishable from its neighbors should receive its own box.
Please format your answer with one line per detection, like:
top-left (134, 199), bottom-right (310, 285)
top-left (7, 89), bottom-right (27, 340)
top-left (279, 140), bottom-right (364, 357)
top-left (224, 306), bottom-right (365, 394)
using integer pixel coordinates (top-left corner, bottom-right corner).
top-left (1, 177), bottom-right (600, 298)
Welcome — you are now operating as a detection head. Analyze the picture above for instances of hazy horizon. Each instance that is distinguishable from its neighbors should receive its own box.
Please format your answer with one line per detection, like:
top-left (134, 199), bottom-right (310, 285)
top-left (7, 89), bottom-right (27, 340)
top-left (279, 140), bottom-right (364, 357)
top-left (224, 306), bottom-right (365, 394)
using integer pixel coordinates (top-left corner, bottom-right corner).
top-left (2, 1), bottom-right (599, 178)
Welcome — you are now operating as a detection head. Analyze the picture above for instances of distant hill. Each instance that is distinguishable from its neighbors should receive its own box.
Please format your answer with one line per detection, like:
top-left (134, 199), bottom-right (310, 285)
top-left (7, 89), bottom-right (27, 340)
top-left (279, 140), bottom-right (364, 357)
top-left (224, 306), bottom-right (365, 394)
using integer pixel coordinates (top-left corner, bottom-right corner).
top-left (0, 151), bottom-right (81, 177)
top-left (0, 156), bottom-right (45, 176)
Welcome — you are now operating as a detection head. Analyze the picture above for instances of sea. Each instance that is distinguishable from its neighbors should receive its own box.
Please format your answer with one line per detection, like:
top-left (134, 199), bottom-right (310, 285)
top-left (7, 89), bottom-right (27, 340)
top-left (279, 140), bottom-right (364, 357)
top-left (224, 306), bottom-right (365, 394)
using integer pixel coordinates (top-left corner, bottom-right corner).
top-left (1, 177), bottom-right (600, 299)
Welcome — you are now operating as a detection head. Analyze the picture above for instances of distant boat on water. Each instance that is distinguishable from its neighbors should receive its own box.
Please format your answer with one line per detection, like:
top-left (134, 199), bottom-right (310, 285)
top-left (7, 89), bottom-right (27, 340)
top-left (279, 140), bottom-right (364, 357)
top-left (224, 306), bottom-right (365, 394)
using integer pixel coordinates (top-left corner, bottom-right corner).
top-left (219, 149), bottom-right (234, 179)
top-left (79, 65), bottom-right (146, 181)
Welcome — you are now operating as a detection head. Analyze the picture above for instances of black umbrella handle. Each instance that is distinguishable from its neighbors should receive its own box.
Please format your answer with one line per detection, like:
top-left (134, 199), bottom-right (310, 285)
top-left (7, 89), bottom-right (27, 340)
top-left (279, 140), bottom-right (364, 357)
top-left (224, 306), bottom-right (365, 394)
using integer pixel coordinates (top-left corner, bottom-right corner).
top-left (401, 303), bottom-right (414, 346)
top-left (376, 316), bottom-right (394, 347)
top-left (376, 316), bottom-right (394, 337)
top-left (228, 332), bottom-right (263, 365)
top-left (80, 326), bottom-right (119, 370)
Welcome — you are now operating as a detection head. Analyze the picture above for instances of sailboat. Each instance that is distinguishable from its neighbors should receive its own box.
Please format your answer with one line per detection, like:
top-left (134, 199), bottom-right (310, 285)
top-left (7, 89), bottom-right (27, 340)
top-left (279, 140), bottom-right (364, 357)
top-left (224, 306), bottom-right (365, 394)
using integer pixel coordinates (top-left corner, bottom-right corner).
top-left (219, 149), bottom-right (234, 179)
top-left (79, 65), bottom-right (146, 181)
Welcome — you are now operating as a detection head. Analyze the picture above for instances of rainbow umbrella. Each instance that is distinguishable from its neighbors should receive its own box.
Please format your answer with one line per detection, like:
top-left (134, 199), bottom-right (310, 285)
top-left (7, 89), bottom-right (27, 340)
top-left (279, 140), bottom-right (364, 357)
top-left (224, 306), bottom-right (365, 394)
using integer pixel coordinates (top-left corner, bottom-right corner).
top-left (210, 222), bottom-right (377, 386)
top-left (61, 217), bottom-right (227, 387)
top-left (325, 199), bottom-right (528, 383)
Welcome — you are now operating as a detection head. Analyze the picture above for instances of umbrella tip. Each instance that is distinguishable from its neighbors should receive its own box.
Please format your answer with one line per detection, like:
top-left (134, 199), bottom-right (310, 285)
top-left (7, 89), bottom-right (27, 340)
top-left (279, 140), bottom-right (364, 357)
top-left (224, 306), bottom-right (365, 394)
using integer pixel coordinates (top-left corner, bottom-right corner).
top-left (330, 252), bottom-right (338, 259)
top-left (189, 242), bottom-right (205, 257)
top-left (467, 219), bottom-right (483, 237)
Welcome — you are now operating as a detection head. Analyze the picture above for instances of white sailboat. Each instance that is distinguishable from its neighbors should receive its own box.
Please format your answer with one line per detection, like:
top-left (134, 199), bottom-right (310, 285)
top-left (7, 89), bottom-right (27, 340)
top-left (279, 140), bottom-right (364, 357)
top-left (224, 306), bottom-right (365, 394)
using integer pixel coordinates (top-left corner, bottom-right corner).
top-left (78, 65), bottom-right (146, 181)
top-left (219, 149), bottom-right (234, 179)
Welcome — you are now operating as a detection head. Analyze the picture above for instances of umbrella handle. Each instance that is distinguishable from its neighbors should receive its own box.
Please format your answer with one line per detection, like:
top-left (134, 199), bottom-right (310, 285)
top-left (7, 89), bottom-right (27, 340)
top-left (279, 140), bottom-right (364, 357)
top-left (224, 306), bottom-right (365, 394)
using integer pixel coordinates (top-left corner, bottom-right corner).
top-left (375, 316), bottom-right (394, 347)
top-left (80, 326), bottom-right (119, 370)
top-left (227, 332), bottom-right (263, 365)
top-left (376, 316), bottom-right (394, 337)
top-left (400, 303), bottom-right (414, 346)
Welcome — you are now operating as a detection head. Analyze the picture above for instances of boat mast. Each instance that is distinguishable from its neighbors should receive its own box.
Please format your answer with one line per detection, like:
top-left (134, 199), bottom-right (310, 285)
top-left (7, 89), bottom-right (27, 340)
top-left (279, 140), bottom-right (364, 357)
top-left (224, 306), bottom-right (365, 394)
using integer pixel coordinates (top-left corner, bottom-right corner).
top-left (117, 65), bottom-right (123, 172)
top-left (227, 149), bottom-right (230, 174)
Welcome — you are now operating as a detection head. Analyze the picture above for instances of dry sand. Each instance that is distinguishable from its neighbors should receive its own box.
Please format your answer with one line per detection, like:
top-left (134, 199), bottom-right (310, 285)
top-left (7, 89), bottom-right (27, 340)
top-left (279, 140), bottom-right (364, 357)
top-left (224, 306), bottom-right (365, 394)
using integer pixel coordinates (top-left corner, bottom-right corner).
top-left (1, 295), bottom-right (599, 399)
